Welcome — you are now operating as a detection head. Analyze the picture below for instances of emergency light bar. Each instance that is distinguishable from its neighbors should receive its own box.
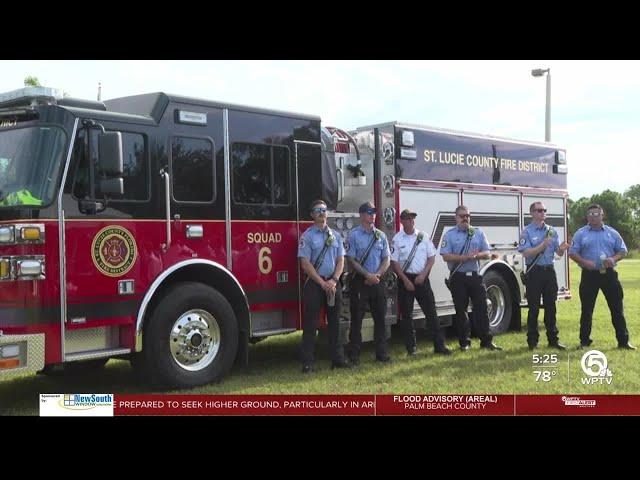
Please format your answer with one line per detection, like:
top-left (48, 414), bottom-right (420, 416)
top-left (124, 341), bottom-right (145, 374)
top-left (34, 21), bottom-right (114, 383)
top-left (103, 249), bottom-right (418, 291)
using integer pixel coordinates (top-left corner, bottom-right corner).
top-left (0, 86), bottom-right (63, 108)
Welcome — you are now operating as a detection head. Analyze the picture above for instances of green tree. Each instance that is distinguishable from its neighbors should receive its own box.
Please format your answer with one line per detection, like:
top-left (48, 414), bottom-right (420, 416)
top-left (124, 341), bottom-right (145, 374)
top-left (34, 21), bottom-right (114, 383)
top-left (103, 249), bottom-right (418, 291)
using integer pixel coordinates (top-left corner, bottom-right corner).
top-left (625, 184), bottom-right (640, 219)
top-left (23, 76), bottom-right (41, 87)
top-left (570, 189), bottom-right (638, 250)
top-left (592, 190), bottom-right (637, 249)
top-left (624, 184), bottom-right (640, 248)
top-left (568, 196), bottom-right (590, 235)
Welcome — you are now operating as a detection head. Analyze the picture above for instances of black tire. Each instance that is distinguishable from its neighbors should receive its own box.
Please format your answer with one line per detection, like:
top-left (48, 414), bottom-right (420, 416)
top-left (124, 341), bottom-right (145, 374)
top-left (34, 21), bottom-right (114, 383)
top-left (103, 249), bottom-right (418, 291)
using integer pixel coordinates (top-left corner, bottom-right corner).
top-left (482, 270), bottom-right (512, 335)
top-left (133, 282), bottom-right (239, 389)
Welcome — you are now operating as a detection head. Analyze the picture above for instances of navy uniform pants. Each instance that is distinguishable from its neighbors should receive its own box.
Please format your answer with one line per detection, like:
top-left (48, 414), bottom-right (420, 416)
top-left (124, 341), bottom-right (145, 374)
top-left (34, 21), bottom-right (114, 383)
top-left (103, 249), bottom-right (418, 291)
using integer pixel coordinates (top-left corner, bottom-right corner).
top-left (450, 272), bottom-right (493, 347)
top-left (397, 273), bottom-right (445, 352)
top-left (348, 274), bottom-right (388, 358)
top-left (525, 265), bottom-right (559, 346)
top-left (301, 278), bottom-right (344, 364)
top-left (579, 268), bottom-right (629, 346)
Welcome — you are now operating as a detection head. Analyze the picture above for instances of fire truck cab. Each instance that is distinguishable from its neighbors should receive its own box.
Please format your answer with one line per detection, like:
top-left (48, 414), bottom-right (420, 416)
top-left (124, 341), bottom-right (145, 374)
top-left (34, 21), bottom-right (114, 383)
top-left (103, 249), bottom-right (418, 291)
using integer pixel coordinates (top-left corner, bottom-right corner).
top-left (0, 86), bottom-right (331, 388)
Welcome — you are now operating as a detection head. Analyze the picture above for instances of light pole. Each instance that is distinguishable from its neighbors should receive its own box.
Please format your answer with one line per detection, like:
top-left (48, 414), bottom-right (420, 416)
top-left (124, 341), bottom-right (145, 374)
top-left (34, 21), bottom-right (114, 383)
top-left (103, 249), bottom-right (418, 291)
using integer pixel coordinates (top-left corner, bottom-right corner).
top-left (531, 68), bottom-right (551, 142)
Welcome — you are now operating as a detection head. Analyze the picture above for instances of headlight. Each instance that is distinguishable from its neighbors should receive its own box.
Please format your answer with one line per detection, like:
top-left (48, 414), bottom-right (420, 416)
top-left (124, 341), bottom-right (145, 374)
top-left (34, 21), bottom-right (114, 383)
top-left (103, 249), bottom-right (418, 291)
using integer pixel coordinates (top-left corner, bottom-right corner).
top-left (17, 259), bottom-right (43, 277)
top-left (0, 226), bottom-right (15, 243)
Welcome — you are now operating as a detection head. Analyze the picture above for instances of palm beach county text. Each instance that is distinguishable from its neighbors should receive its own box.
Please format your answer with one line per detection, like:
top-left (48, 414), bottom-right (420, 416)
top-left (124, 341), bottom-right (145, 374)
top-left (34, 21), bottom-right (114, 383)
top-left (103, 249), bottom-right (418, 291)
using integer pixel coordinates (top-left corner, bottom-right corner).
top-left (393, 395), bottom-right (499, 410)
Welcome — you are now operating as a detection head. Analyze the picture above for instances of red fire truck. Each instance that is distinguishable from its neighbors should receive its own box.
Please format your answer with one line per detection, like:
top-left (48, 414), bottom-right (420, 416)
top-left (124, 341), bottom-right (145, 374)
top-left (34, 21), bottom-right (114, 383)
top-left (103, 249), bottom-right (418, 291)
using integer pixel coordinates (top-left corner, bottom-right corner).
top-left (0, 87), bottom-right (569, 388)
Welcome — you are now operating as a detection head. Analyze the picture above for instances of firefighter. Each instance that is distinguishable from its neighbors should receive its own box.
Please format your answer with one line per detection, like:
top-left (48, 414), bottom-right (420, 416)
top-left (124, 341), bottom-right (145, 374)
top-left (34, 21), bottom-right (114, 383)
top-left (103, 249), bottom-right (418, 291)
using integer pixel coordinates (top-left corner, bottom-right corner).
top-left (391, 208), bottom-right (451, 356)
top-left (518, 201), bottom-right (570, 350)
top-left (298, 199), bottom-right (351, 373)
top-left (568, 203), bottom-right (636, 350)
top-left (440, 205), bottom-right (502, 351)
top-left (346, 201), bottom-right (391, 364)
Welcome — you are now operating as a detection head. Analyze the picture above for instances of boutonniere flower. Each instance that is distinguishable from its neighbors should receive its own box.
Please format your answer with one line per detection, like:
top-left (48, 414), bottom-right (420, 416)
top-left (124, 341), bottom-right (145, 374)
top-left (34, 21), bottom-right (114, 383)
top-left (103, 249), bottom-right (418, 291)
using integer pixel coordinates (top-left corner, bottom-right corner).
top-left (374, 230), bottom-right (381, 240)
top-left (326, 232), bottom-right (335, 246)
top-left (468, 227), bottom-right (475, 237)
top-left (547, 228), bottom-right (555, 238)
top-left (417, 232), bottom-right (424, 242)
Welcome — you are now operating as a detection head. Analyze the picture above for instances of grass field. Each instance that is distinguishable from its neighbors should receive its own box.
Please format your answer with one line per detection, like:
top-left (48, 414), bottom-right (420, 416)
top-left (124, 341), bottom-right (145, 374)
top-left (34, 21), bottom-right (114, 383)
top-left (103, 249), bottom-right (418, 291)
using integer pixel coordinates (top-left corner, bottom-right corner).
top-left (2, 261), bottom-right (639, 415)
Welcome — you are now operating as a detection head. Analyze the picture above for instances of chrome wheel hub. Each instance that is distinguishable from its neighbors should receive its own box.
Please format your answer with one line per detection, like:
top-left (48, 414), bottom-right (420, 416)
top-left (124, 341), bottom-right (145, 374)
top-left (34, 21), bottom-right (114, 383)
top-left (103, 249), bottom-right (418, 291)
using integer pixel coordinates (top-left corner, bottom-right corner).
top-left (486, 285), bottom-right (505, 328)
top-left (170, 309), bottom-right (221, 371)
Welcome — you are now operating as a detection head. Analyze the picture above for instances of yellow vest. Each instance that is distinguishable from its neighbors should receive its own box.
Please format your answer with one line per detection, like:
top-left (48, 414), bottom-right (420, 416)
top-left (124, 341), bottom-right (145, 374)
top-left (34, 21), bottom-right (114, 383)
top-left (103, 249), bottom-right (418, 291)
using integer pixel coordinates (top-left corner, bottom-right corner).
top-left (0, 189), bottom-right (43, 206)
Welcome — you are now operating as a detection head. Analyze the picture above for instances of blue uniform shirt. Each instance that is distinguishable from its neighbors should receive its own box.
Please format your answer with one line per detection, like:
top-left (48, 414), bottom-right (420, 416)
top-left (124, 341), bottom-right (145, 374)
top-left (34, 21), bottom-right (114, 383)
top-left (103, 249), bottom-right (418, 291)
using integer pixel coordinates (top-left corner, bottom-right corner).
top-left (439, 226), bottom-right (491, 273)
top-left (347, 225), bottom-right (390, 274)
top-left (298, 225), bottom-right (344, 278)
top-left (517, 222), bottom-right (559, 267)
top-left (569, 224), bottom-right (627, 269)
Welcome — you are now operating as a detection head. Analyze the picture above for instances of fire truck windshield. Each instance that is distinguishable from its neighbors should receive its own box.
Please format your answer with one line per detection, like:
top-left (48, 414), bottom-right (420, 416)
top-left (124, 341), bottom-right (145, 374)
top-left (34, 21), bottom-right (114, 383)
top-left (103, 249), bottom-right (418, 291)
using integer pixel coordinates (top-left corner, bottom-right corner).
top-left (0, 126), bottom-right (67, 207)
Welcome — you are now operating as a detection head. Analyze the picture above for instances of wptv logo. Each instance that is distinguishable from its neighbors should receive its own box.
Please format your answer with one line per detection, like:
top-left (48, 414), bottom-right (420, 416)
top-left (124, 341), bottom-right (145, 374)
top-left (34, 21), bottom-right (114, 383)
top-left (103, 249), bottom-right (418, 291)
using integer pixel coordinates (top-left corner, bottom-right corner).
top-left (580, 350), bottom-right (613, 385)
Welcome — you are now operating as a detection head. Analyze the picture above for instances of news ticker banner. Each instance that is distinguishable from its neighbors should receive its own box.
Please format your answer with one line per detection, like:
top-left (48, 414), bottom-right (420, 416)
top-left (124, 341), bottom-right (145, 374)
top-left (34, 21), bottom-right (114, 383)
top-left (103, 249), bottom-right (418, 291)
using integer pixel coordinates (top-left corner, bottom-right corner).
top-left (39, 394), bottom-right (640, 416)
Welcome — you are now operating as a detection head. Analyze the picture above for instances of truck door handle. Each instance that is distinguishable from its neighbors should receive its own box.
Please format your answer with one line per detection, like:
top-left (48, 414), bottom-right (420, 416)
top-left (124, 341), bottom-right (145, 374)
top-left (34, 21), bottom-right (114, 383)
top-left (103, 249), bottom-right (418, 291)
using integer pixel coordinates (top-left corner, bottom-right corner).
top-left (186, 225), bottom-right (204, 239)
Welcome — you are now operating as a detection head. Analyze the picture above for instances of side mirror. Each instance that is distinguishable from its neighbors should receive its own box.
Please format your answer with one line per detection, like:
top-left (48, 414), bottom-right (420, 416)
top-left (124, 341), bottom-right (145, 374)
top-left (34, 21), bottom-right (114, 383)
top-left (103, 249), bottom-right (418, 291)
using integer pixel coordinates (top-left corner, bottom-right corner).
top-left (98, 132), bottom-right (123, 176)
top-left (78, 199), bottom-right (106, 215)
top-left (100, 178), bottom-right (124, 195)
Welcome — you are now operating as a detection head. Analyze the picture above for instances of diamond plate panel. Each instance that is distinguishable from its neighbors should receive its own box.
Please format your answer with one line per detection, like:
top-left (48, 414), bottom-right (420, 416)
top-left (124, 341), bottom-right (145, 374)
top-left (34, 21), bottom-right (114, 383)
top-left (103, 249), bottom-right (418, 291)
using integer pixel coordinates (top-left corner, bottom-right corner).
top-left (0, 333), bottom-right (45, 378)
top-left (65, 327), bottom-right (119, 354)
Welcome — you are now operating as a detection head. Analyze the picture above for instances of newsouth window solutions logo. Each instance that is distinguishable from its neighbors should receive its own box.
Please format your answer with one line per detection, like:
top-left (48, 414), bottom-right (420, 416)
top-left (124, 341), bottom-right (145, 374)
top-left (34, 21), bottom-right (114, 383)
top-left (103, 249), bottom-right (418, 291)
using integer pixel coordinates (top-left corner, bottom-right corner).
top-left (40, 394), bottom-right (114, 416)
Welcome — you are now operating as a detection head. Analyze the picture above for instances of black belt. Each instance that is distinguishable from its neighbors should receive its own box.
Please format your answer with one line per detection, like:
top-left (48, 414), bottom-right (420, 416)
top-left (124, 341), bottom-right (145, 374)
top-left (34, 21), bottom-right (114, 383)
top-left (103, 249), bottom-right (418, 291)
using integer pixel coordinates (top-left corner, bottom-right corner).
top-left (529, 265), bottom-right (555, 271)
top-left (451, 271), bottom-right (480, 277)
top-left (584, 267), bottom-right (614, 274)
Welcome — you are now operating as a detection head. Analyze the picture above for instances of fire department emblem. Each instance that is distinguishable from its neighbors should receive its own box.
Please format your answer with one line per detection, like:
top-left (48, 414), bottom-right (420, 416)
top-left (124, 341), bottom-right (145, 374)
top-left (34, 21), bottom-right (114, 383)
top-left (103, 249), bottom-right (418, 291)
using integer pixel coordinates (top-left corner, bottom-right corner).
top-left (91, 226), bottom-right (138, 277)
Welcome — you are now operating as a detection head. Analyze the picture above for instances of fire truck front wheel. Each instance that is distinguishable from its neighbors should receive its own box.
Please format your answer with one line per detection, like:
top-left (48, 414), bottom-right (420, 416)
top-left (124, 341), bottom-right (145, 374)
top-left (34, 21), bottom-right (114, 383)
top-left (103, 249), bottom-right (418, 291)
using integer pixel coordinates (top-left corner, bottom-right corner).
top-left (483, 270), bottom-right (512, 335)
top-left (137, 282), bottom-right (239, 389)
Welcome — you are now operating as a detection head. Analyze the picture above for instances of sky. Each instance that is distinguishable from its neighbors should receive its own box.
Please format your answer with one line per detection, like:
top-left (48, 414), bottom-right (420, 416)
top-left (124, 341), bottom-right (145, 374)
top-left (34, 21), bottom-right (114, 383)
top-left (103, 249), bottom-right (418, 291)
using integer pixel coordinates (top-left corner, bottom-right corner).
top-left (0, 60), bottom-right (637, 200)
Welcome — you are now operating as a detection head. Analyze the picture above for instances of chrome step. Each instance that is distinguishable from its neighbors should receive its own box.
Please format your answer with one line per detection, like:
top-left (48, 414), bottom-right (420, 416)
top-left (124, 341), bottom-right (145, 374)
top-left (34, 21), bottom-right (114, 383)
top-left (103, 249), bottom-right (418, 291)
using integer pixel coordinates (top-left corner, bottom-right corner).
top-left (251, 328), bottom-right (297, 338)
top-left (65, 348), bottom-right (131, 362)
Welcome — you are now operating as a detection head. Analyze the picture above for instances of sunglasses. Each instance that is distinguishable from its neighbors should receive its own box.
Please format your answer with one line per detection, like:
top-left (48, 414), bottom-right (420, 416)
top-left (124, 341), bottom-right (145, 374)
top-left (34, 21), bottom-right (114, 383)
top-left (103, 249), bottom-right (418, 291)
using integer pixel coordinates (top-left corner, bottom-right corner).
top-left (363, 209), bottom-right (376, 215)
top-left (587, 211), bottom-right (602, 217)
top-left (534, 208), bottom-right (547, 213)
top-left (457, 214), bottom-right (471, 219)
top-left (312, 207), bottom-right (327, 214)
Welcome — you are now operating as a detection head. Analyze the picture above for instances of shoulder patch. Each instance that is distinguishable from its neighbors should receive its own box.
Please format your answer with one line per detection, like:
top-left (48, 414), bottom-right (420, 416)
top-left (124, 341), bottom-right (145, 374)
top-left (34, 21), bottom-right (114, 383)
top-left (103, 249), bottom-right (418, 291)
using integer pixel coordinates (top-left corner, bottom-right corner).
top-left (519, 237), bottom-right (526, 245)
top-left (299, 238), bottom-right (305, 249)
top-left (441, 240), bottom-right (447, 248)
